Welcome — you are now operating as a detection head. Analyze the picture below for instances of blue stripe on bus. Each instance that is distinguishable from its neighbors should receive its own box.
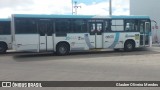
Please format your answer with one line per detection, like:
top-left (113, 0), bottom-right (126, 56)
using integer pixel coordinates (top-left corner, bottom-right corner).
top-left (0, 19), bottom-right (10, 21)
top-left (14, 14), bottom-right (95, 19)
top-left (84, 34), bottom-right (94, 48)
top-left (108, 32), bottom-right (120, 49)
top-left (13, 14), bottom-right (150, 19)
top-left (111, 16), bottom-right (150, 19)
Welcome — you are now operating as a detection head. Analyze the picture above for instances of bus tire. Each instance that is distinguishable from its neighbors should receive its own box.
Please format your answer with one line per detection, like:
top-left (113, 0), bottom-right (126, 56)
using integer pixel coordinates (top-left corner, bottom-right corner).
top-left (56, 43), bottom-right (70, 55)
top-left (0, 42), bottom-right (7, 54)
top-left (124, 40), bottom-right (135, 52)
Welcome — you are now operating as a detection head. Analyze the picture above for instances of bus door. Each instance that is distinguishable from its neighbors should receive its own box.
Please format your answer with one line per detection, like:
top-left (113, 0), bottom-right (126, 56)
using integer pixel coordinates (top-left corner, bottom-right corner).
top-left (140, 21), bottom-right (150, 46)
top-left (89, 22), bottom-right (103, 48)
top-left (145, 22), bottom-right (150, 46)
top-left (38, 20), bottom-right (53, 51)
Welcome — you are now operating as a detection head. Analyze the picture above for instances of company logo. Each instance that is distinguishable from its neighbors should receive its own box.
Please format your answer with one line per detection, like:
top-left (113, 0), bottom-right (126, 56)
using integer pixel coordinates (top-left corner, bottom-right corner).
top-left (105, 35), bottom-right (114, 39)
top-left (78, 36), bottom-right (84, 40)
top-left (65, 36), bottom-right (77, 40)
top-left (2, 82), bottom-right (11, 87)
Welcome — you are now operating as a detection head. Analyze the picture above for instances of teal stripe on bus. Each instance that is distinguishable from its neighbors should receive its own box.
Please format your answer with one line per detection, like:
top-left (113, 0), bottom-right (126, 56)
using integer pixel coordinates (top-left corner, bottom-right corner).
top-left (0, 19), bottom-right (10, 21)
top-left (108, 32), bottom-right (120, 49)
top-left (13, 14), bottom-right (95, 19)
top-left (13, 14), bottom-right (150, 19)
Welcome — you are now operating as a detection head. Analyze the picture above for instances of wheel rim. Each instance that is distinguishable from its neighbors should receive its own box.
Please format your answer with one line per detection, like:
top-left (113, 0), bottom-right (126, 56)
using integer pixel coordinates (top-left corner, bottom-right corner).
top-left (127, 43), bottom-right (133, 50)
top-left (59, 46), bottom-right (67, 54)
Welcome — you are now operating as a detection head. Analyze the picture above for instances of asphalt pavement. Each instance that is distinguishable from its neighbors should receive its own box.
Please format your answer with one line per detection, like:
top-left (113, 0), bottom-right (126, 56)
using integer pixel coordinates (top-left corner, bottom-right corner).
top-left (0, 47), bottom-right (160, 90)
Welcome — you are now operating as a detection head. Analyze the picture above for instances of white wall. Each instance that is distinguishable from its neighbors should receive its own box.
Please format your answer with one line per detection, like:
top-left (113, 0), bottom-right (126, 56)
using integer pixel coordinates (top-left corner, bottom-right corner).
top-left (130, 0), bottom-right (160, 43)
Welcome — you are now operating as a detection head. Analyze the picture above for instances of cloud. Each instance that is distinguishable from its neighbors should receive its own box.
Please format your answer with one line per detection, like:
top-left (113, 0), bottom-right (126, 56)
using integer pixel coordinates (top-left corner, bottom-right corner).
top-left (77, 0), bottom-right (130, 15)
top-left (112, 0), bottom-right (130, 15)
top-left (0, 0), bottom-right (130, 18)
top-left (77, 2), bottom-right (109, 15)
top-left (0, 0), bottom-right (72, 18)
top-left (0, 0), bottom-right (33, 8)
top-left (30, 0), bottom-right (72, 14)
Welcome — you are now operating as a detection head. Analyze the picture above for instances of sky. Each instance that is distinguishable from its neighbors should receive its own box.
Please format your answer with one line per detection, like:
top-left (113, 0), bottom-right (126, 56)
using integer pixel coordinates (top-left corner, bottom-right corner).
top-left (0, 0), bottom-right (130, 18)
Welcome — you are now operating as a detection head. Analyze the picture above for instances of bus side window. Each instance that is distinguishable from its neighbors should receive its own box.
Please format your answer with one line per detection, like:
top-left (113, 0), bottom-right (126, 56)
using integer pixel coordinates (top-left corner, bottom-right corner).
top-left (111, 20), bottom-right (124, 31)
top-left (15, 19), bottom-right (37, 34)
top-left (97, 23), bottom-right (102, 32)
top-left (135, 20), bottom-right (138, 31)
top-left (55, 20), bottom-right (70, 36)
top-left (140, 23), bottom-right (144, 33)
top-left (139, 20), bottom-right (150, 33)
top-left (124, 20), bottom-right (138, 32)
top-left (0, 21), bottom-right (11, 35)
top-left (90, 23), bottom-right (95, 33)
top-left (125, 23), bottom-right (130, 31)
top-left (38, 22), bottom-right (46, 36)
top-left (145, 23), bottom-right (150, 33)
top-left (105, 21), bottom-right (110, 32)
top-left (71, 19), bottom-right (87, 33)
top-left (0, 23), bottom-right (2, 34)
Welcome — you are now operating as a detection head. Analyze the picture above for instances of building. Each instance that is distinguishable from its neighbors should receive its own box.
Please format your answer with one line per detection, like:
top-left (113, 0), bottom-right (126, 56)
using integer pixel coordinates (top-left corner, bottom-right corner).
top-left (130, 0), bottom-right (160, 44)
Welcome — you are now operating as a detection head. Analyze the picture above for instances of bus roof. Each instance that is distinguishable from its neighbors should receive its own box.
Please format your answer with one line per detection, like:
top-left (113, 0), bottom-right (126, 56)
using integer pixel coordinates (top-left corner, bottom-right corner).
top-left (0, 18), bottom-right (10, 21)
top-left (111, 15), bottom-right (150, 19)
top-left (12, 14), bottom-right (150, 19)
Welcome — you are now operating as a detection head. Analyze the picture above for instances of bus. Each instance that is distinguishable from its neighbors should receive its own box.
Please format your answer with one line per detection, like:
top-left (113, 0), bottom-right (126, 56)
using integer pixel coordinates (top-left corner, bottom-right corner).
top-left (11, 14), bottom-right (152, 55)
top-left (0, 19), bottom-right (12, 53)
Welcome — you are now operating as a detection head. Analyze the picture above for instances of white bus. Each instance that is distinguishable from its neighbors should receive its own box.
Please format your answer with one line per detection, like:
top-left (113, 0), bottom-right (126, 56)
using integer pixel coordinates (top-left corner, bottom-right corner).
top-left (11, 14), bottom-right (152, 55)
top-left (0, 19), bottom-right (12, 53)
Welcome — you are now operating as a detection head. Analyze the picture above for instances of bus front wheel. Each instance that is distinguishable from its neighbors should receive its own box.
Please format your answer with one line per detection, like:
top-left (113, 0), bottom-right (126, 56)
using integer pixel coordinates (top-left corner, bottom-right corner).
top-left (124, 40), bottom-right (135, 52)
top-left (56, 43), bottom-right (70, 55)
top-left (0, 42), bottom-right (7, 54)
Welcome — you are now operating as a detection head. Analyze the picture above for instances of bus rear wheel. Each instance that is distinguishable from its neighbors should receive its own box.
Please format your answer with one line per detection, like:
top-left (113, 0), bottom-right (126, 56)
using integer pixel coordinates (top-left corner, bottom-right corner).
top-left (124, 40), bottom-right (135, 52)
top-left (56, 43), bottom-right (70, 55)
top-left (0, 43), bottom-right (7, 54)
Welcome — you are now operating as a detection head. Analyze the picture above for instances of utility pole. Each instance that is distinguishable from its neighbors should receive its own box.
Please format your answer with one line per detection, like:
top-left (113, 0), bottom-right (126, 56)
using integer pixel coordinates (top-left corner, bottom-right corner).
top-left (72, 0), bottom-right (73, 15)
top-left (74, 1), bottom-right (81, 15)
top-left (109, 0), bottom-right (112, 16)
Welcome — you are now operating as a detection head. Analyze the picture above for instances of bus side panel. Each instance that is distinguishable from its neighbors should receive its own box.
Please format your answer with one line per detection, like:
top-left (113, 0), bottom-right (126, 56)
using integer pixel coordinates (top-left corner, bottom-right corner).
top-left (121, 32), bottom-right (140, 48)
top-left (0, 35), bottom-right (12, 49)
top-left (53, 33), bottom-right (89, 52)
top-left (123, 32), bottom-right (140, 48)
top-left (68, 33), bottom-right (89, 51)
top-left (103, 32), bottom-right (140, 49)
top-left (14, 34), bottom-right (39, 52)
top-left (103, 33), bottom-right (123, 49)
